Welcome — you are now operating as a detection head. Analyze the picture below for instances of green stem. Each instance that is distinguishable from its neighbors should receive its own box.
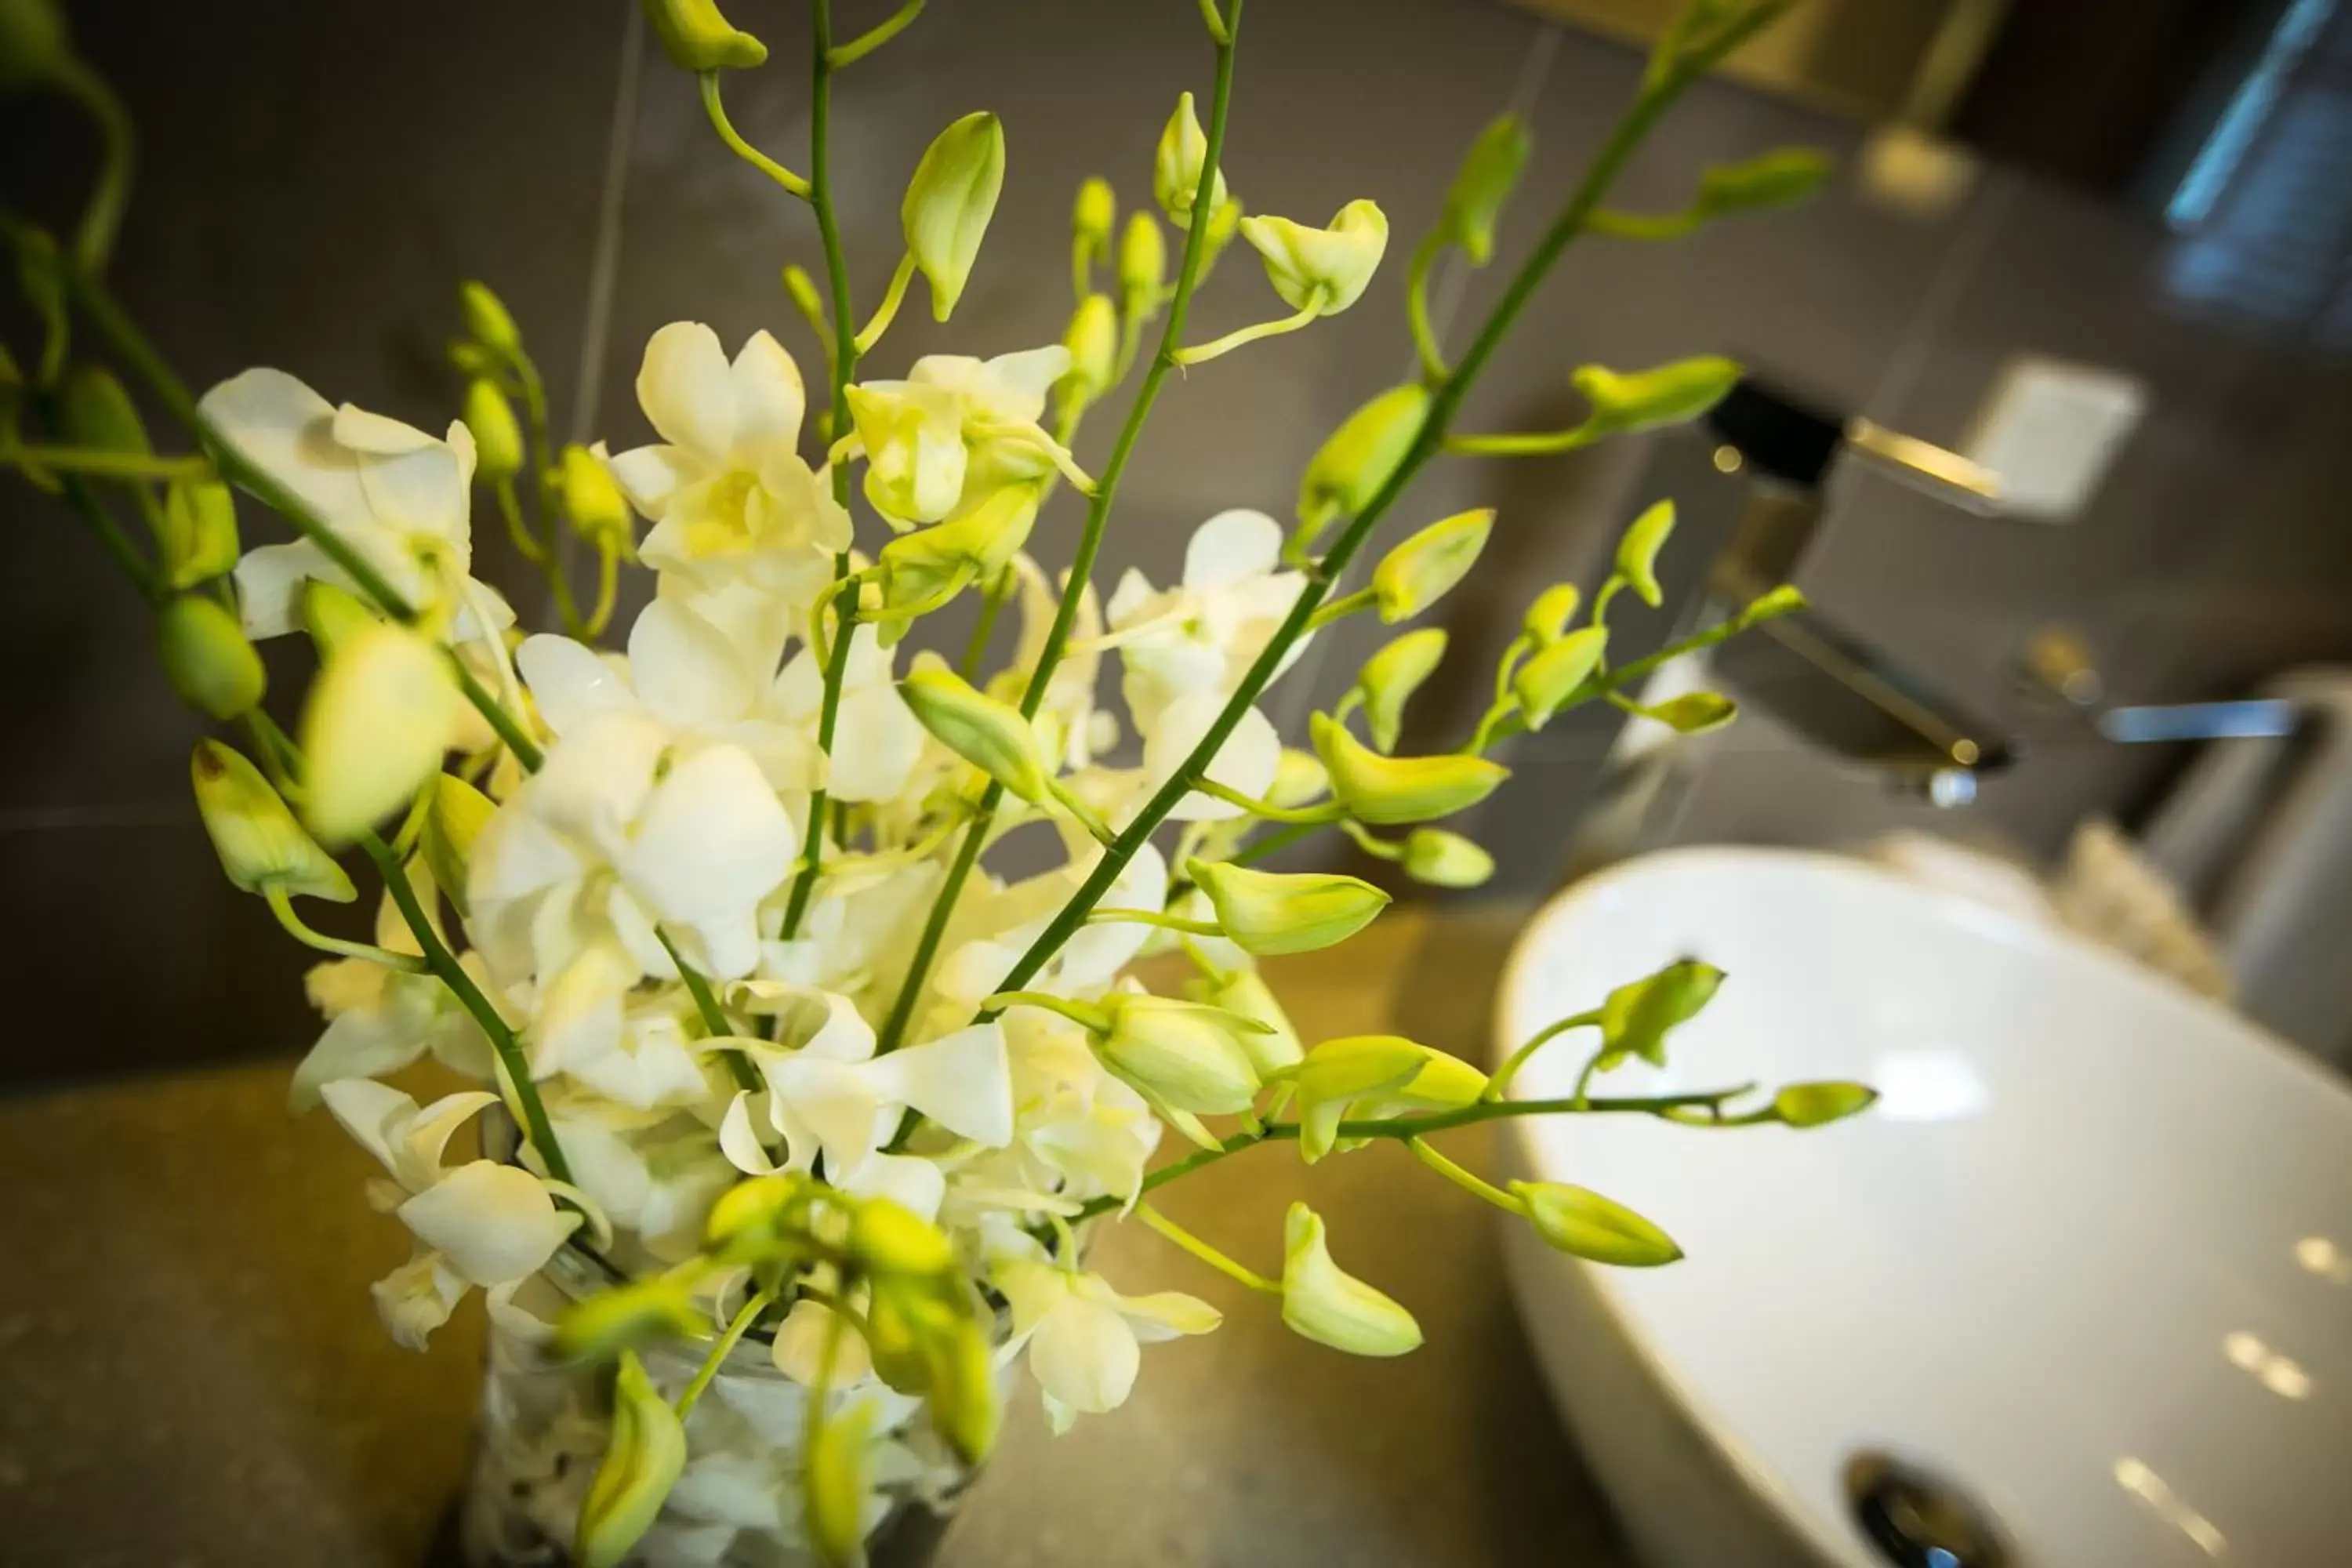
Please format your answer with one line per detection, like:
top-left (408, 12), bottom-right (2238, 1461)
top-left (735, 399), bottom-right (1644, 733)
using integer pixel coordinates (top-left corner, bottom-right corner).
top-left (263, 884), bottom-right (430, 971)
top-left (779, 0), bottom-right (864, 941)
top-left (55, 58), bottom-right (133, 272)
top-left (981, 15), bottom-right (1779, 1016)
top-left (697, 73), bottom-right (811, 199)
top-left (1407, 1135), bottom-right (1521, 1211)
top-left (1443, 423), bottom-right (1602, 458)
top-left (1226, 818), bottom-right (1324, 867)
top-left (1088, 907), bottom-right (1222, 938)
top-left (1193, 776), bottom-right (1344, 824)
top-left (494, 477), bottom-right (545, 564)
top-left (1194, 0), bottom-right (1233, 45)
top-left (873, 0), bottom-right (1247, 1054)
top-left (1335, 818), bottom-right (1403, 861)
top-left (955, 568), bottom-right (1014, 680)
top-left (1067, 1084), bottom-right (1757, 1223)
top-left (827, 0), bottom-right (927, 67)
top-left (4, 445), bottom-right (209, 481)
top-left (583, 543), bottom-right (621, 639)
top-left (657, 928), bottom-right (761, 1093)
top-left (356, 830), bottom-right (572, 1185)
top-left (1587, 206), bottom-right (1701, 241)
top-left (1136, 1203), bottom-right (1276, 1293)
top-left (853, 252), bottom-right (917, 353)
top-left (1304, 586), bottom-right (1377, 630)
top-left (1404, 229), bottom-right (1446, 383)
top-left (38, 247), bottom-right (546, 770)
top-left (1486, 1008), bottom-right (1601, 1102)
top-left (982, 990), bottom-right (1109, 1033)
top-left (1171, 292), bottom-right (1324, 366)
top-left (676, 1287), bottom-right (777, 1420)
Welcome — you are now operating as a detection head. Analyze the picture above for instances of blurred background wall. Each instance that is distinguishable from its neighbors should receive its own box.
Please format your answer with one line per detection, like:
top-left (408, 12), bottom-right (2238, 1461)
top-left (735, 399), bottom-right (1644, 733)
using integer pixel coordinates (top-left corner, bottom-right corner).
top-left (2, 0), bottom-right (2347, 1087)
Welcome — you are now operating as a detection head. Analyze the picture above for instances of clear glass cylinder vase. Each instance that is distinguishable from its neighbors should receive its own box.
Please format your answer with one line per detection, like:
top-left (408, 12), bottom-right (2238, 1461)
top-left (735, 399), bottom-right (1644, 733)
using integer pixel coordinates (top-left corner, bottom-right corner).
top-left (456, 1246), bottom-right (975, 1568)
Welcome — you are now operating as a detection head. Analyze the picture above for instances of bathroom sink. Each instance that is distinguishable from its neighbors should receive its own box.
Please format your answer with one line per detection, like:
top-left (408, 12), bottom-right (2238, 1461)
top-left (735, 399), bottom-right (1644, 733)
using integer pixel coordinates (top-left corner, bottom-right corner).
top-left (1495, 846), bottom-right (2352, 1568)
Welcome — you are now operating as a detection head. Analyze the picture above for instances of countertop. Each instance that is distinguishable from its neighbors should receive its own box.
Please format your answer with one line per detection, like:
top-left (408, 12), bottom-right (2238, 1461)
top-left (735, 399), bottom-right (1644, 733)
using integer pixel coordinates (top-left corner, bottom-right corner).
top-left (0, 908), bottom-right (1632, 1567)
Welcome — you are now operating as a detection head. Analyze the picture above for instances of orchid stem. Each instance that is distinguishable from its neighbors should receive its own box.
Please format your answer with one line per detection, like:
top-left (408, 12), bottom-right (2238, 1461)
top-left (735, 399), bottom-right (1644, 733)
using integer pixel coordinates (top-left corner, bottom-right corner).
top-left (697, 73), bottom-right (811, 199)
top-left (1171, 293), bottom-right (1323, 366)
top-left (827, 0), bottom-right (926, 68)
top-left (677, 1287), bottom-right (777, 1420)
top-left (1407, 1135), bottom-right (1521, 1212)
top-left (853, 252), bottom-right (917, 353)
top-left (263, 885), bottom-right (429, 972)
top-left (1485, 1008), bottom-right (1602, 1102)
top-left (1137, 1203), bottom-right (1276, 1293)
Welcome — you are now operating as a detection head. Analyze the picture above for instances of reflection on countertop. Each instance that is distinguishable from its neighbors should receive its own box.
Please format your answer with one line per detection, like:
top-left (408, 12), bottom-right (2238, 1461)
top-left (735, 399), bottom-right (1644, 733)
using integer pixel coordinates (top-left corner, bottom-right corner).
top-left (0, 907), bottom-right (1634, 1567)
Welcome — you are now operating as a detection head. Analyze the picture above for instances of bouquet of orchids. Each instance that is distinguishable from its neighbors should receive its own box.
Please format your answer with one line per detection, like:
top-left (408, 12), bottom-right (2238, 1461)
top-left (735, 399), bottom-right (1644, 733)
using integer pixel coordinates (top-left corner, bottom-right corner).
top-left (0, 0), bottom-right (1878, 1562)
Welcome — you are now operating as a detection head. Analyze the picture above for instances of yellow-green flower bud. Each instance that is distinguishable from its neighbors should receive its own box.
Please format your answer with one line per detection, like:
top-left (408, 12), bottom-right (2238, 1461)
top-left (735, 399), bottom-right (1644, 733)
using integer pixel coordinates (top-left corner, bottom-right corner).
top-left (1280, 1203), bottom-right (1422, 1357)
top-left (156, 593), bottom-right (264, 721)
top-left (1153, 92), bottom-right (1228, 229)
top-left (865, 1279), bottom-right (998, 1463)
top-left (552, 1277), bottom-right (704, 1362)
top-left (61, 365), bottom-right (148, 455)
top-left (1117, 211), bottom-right (1166, 311)
top-left (1240, 199), bottom-right (1388, 315)
top-left (904, 111), bottom-right (1006, 322)
top-left (1574, 358), bottom-right (1740, 439)
top-left (156, 477), bottom-right (240, 590)
top-left (462, 378), bottom-right (522, 481)
top-left (851, 1196), bottom-right (956, 1278)
top-left (457, 279), bottom-right (521, 355)
top-left (190, 740), bottom-right (354, 903)
top-left (1185, 964), bottom-right (1304, 1076)
top-left (704, 1171), bottom-right (811, 1253)
top-left (1512, 626), bottom-right (1607, 731)
top-left (1401, 827), bottom-right (1493, 889)
top-left (804, 1401), bottom-right (873, 1568)
top-left (1297, 383), bottom-right (1428, 546)
top-left (1358, 628), bottom-right (1446, 753)
top-left (844, 382), bottom-right (964, 524)
top-left (1291, 1033), bottom-right (1486, 1163)
top-left (1094, 995), bottom-right (1262, 1117)
top-left (1073, 176), bottom-right (1116, 263)
top-left (0, 0), bottom-right (67, 93)
top-left (1441, 114), bottom-right (1532, 266)
top-left (1511, 1180), bottom-right (1683, 1267)
top-left (899, 657), bottom-right (1054, 804)
top-left (1058, 292), bottom-right (1117, 412)
top-left (298, 578), bottom-right (375, 662)
top-left (574, 1349), bottom-right (688, 1568)
top-left (1773, 1080), bottom-right (1878, 1128)
top-left (1268, 746), bottom-right (1329, 810)
top-left (1311, 711), bottom-right (1506, 826)
top-left (1697, 147), bottom-right (1831, 216)
top-left (1186, 858), bottom-right (1389, 958)
top-left (298, 621), bottom-right (463, 846)
top-left (561, 443), bottom-right (632, 548)
top-left (421, 772), bottom-right (495, 917)
top-left (1613, 498), bottom-right (1675, 608)
top-left (1523, 583), bottom-right (1580, 645)
top-left (1644, 691), bottom-right (1737, 734)
top-left (1600, 957), bottom-right (1724, 1067)
top-left (639, 0), bottom-right (766, 72)
top-left (880, 482), bottom-right (1043, 616)
top-left (1372, 507), bottom-right (1490, 622)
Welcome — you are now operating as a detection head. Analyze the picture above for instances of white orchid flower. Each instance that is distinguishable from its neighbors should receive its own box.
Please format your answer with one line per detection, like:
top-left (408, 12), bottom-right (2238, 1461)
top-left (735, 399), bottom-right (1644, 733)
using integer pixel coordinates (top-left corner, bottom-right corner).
top-left (1105, 509), bottom-right (1311, 731)
top-left (320, 1078), bottom-right (580, 1348)
top-left (716, 989), bottom-right (1014, 1189)
top-left (931, 843), bottom-right (1167, 1010)
top-left (560, 994), bottom-right (712, 1111)
top-left (772, 624), bottom-right (928, 803)
top-left (840, 347), bottom-right (1080, 526)
top-left (545, 1102), bottom-right (740, 1260)
top-left (289, 869), bottom-right (494, 1112)
top-left (201, 368), bottom-right (514, 644)
top-left (996, 1257), bottom-right (1220, 1432)
top-left (1136, 691), bottom-right (1283, 823)
top-left (466, 708), bottom-right (799, 1072)
top-left (519, 593), bottom-right (820, 793)
top-left (1007, 553), bottom-right (1114, 768)
top-left (604, 323), bottom-right (851, 605)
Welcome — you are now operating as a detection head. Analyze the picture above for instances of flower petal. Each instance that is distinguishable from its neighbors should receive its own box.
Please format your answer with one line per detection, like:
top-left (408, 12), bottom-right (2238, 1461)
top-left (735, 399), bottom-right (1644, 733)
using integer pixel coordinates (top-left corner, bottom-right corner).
top-left (824, 684), bottom-right (928, 804)
top-left (198, 369), bottom-right (370, 533)
top-left (637, 321), bottom-right (738, 459)
top-left (619, 745), bottom-right (797, 927)
top-left (769, 1298), bottom-right (874, 1388)
top-left (370, 1247), bottom-right (468, 1352)
top-left (728, 330), bottom-right (806, 463)
top-left (319, 1076), bottom-right (415, 1177)
top-left (396, 1160), bottom-right (580, 1287)
top-left (866, 1022), bottom-right (1013, 1148)
top-left (1144, 695), bottom-right (1281, 822)
top-left (628, 597), bottom-right (758, 731)
top-left (837, 1151), bottom-right (948, 1224)
top-left (517, 633), bottom-right (637, 737)
top-left (607, 443), bottom-right (691, 520)
top-left (1029, 1297), bottom-right (1138, 1414)
top-left (1181, 508), bottom-right (1284, 591)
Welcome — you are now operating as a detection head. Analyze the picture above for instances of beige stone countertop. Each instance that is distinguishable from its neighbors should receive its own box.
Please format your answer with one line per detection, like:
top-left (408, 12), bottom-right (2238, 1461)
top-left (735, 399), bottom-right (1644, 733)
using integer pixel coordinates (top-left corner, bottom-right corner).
top-left (0, 908), bottom-right (1634, 1566)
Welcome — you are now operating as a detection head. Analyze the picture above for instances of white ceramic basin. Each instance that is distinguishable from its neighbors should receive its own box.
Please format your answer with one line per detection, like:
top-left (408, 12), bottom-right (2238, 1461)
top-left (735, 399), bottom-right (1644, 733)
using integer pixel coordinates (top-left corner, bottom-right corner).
top-left (1496, 847), bottom-right (2352, 1568)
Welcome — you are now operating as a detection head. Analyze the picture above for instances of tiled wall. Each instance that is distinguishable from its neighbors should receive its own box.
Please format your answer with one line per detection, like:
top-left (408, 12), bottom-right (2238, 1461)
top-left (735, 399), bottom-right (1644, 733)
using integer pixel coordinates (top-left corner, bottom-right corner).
top-left (3, 0), bottom-right (2346, 1086)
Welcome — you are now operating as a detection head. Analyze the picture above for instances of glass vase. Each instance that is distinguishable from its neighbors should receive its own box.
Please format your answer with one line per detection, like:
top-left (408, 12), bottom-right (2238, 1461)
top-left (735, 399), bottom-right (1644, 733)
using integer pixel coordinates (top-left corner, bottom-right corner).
top-left (454, 1245), bottom-right (976, 1568)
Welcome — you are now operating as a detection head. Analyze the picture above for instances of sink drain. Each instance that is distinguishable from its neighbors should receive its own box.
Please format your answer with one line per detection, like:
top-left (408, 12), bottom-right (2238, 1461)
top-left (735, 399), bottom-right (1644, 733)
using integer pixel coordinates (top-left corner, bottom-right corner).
top-left (1845, 1453), bottom-right (2013, 1568)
